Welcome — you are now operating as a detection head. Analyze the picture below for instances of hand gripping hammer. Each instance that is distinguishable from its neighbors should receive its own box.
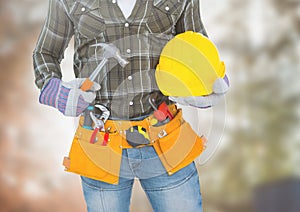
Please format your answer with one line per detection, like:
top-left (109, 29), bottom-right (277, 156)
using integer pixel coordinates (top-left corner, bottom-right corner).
top-left (81, 43), bottom-right (129, 129)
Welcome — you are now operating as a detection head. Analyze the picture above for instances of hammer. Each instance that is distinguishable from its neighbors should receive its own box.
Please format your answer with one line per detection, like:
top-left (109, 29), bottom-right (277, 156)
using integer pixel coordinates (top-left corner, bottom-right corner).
top-left (81, 43), bottom-right (129, 129)
top-left (80, 43), bottom-right (129, 91)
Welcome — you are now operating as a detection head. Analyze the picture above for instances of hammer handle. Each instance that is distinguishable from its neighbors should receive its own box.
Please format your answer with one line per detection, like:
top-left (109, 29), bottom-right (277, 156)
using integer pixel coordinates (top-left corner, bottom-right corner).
top-left (80, 78), bottom-right (94, 91)
top-left (81, 58), bottom-right (109, 92)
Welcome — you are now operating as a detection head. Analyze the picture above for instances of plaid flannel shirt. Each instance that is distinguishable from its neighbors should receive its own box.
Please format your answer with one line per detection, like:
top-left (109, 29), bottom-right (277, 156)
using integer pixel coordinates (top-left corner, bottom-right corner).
top-left (33, 0), bottom-right (207, 119)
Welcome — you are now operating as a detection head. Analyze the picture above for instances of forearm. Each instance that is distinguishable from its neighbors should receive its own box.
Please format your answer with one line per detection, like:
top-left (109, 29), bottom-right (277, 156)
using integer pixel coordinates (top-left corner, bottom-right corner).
top-left (33, 51), bottom-right (63, 89)
top-left (33, 0), bottom-right (74, 89)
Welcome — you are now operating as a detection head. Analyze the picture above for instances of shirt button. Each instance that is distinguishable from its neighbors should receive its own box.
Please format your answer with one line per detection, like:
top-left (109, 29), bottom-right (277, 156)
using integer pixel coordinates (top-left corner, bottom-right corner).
top-left (165, 6), bottom-right (170, 11)
top-left (125, 22), bottom-right (129, 27)
top-left (128, 76), bottom-right (132, 80)
top-left (112, 0), bottom-right (117, 3)
top-left (129, 101), bottom-right (134, 106)
top-left (126, 49), bottom-right (131, 54)
top-left (81, 7), bottom-right (86, 12)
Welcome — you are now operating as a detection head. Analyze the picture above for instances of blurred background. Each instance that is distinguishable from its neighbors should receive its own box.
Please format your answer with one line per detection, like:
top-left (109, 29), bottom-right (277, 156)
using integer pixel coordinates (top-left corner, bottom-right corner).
top-left (0, 0), bottom-right (300, 211)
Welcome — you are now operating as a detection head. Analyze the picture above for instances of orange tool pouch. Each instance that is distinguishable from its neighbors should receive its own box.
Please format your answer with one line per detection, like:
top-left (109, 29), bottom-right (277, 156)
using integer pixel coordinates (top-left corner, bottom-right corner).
top-left (63, 105), bottom-right (206, 185)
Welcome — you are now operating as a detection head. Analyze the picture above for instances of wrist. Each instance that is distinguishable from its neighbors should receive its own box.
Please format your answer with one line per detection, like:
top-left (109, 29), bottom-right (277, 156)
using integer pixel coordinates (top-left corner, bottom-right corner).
top-left (39, 78), bottom-right (61, 107)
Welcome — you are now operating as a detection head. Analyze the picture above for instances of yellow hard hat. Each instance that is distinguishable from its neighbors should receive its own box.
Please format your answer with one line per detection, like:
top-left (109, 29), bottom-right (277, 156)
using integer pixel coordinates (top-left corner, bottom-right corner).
top-left (155, 31), bottom-right (226, 96)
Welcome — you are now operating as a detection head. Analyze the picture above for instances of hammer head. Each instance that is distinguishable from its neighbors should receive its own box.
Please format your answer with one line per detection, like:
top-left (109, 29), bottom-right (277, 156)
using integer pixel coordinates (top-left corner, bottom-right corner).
top-left (91, 43), bottom-right (129, 68)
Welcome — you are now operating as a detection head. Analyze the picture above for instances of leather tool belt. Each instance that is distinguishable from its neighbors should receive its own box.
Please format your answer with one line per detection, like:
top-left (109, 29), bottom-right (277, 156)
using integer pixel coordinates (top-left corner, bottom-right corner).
top-left (63, 105), bottom-right (206, 184)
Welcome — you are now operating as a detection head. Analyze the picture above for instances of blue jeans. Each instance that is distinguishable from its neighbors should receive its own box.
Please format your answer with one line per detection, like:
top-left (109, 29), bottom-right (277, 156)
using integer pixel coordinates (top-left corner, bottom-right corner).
top-left (81, 146), bottom-right (202, 212)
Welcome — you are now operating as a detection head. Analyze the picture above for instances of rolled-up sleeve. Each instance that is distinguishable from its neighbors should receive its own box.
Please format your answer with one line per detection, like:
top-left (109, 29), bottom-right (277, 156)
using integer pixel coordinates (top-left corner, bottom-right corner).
top-left (33, 0), bottom-right (74, 89)
top-left (175, 0), bottom-right (207, 36)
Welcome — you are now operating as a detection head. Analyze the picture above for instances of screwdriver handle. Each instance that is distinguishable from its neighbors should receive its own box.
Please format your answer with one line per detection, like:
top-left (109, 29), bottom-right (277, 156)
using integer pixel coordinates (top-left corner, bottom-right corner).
top-left (82, 106), bottom-right (94, 130)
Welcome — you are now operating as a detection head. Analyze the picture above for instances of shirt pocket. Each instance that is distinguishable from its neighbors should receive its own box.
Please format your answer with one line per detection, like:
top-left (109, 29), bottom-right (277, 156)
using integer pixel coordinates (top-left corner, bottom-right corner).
top-left (146, 0), bottom-right (183, 33)
top-left (70, 2), bottom-right (106, 39)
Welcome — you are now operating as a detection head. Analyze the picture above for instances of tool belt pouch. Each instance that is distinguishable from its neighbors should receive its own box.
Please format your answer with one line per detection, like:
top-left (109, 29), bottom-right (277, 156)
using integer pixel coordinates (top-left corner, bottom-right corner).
top-left (151, 110), bottom-right (206, 174)
top-left (63, 118), bottom-right (123, 185)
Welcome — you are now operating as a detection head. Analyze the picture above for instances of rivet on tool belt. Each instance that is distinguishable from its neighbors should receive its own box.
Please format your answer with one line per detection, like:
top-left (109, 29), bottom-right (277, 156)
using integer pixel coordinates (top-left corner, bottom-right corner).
top-left (158, 130), bottom-right (167, 138)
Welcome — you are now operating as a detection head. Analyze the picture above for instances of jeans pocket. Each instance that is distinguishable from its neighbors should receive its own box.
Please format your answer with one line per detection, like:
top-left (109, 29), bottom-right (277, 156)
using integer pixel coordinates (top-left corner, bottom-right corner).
top-left (141, 161), bottom-right (198, 192)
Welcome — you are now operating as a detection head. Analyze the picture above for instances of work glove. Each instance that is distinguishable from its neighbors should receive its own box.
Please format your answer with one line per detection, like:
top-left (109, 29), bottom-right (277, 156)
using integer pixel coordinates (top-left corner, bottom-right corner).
top-left (39, 78), bottom-right (100, 117)
top-left (169, 75), bottom-right (229, 108)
